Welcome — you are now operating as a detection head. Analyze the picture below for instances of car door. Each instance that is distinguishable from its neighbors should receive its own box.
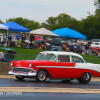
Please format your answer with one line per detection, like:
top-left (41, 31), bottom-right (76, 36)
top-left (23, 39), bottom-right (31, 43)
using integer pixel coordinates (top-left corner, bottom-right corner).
top-left (71, 56), bottom-right (85, 78)
top-left (54, 55), bottom-right (74, 78)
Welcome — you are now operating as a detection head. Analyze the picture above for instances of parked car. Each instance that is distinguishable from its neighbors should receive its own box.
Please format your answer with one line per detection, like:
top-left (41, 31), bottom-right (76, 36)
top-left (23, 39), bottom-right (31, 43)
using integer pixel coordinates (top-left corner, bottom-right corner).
top-left (51, 38), bottom-right (66, 51)
top-left (0, 47), bottom-right (16, 62)
top-left (92, 39), bottom-right (100, 42)
top-left (8, 51), bottom-right (100, 84)
top-left (90, 42), bottom-right (100, 48)
top-left (77, 39), bottom-right (87, 45)
top-left (34, 35), bottom-right (43, 41)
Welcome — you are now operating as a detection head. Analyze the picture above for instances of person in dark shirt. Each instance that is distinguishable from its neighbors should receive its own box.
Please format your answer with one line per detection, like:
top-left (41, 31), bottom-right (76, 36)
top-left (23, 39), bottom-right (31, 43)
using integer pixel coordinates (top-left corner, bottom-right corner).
top-left (29, 34), bottom-right (34, 48)
top-left (21, 33), bottom-right (26, 41)
top-left (30, 34), bottom-right (34, 42)
top-left (40, 40), bottom-right (47, 50)
top-left (21, 40), bottom-right (27, 48)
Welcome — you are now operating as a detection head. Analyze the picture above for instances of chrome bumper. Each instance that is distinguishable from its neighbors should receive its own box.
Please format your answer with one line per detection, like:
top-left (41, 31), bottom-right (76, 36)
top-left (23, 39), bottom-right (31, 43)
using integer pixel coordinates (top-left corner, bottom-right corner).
top-left (8, 71), bottom-right (37, 76)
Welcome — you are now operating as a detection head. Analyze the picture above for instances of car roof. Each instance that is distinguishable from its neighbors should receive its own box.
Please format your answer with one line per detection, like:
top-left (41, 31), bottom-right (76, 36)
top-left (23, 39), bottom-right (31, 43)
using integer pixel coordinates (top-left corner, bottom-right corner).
top-left (40, 51), bottom-right (83, 58)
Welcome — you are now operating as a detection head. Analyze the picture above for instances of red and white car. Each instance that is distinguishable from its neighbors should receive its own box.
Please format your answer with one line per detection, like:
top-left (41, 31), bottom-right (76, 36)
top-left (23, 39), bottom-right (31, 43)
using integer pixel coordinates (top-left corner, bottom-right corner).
top-left (34, 35), bottom-right (43, 41)
top-left (8, 51), bottom-right (100, 84)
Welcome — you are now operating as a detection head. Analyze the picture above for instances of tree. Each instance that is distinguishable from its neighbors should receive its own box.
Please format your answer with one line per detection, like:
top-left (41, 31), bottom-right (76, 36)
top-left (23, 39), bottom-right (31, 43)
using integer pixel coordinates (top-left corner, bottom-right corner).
top-left (94, 0), bottom-right (100, 10)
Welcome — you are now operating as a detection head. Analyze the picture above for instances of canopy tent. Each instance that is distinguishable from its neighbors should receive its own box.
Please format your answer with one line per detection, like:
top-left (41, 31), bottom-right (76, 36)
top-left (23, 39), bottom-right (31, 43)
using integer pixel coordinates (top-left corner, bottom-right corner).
top-left (3, 21), bottom-right (30, 32)
top-left (52, 27), bottom-right (87, 40)
top-left (0, 23), bottom-right (8, 30)
top-left (30, 28), bottom-right (58, 36)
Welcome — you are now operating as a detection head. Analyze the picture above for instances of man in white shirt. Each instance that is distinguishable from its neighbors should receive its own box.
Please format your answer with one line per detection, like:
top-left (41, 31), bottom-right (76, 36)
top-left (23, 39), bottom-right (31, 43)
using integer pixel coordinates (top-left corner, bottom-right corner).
top-left (0, 50), bottom-right (5, 62)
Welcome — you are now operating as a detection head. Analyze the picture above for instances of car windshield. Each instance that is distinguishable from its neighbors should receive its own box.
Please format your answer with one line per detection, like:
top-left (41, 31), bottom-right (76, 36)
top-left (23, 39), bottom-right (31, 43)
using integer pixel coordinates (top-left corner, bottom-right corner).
top-left (36, 53), bottom-right (56, 61)
top-left (38, 36), bottom-right (43, 38)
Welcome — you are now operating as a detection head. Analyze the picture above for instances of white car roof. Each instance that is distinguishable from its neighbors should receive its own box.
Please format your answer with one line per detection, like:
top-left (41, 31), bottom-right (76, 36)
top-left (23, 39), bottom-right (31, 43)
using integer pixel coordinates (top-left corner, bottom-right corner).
top-left (40, 51), bottom-right (83, 58)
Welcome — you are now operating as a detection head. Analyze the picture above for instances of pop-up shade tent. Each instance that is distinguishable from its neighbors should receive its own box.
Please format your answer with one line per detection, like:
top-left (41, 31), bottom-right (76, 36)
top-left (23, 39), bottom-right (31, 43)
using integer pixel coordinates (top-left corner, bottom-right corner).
top-left (0, 23), bottom-right (8, 30)
top-left (3, 21), bottom-right (30, 32)
top-left (30, 28), bottom-right (58, 36)
top-left (52, 27), bottom-right (87, 40)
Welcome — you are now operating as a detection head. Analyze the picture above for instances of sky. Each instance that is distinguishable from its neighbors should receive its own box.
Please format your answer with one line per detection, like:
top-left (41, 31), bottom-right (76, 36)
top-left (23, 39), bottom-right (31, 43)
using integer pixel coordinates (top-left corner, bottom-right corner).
top-left (0, 0), bottom-right (96, 23)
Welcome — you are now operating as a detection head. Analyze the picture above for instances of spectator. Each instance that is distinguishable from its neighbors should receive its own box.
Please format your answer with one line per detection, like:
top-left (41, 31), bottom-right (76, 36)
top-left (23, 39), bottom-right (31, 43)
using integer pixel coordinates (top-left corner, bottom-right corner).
top-left (7, 37), bottom-right (11, 47)
top-left (29, 34), bottom-right (34, 48)
top-left (15, 32), bottom-right (20, 47)
top-left (21, 40), bottom-right (27, 48)
top-left (63, 42), bottom-right (70, 52)
top-left (33, 40), bottom-right (39, 49)
top-left (30, 34), bottom-right (34, 42)
top-left (40, 40), bottom-right (47, 50)
top-left (43, 35), bottom-right (47, 41)
top-left (46, 40), bottom-right (52, 50)
top-left (67, 39), bottom-right (72, 48)
top-left (98, 50), bottom-right (100, 58)
top-left (85, 43), bottom-right (90, 54)
top-left (79, 43), bottom-right (85, 54)
top-left (0, 50), bottom-right (5, 62)
top-left (21, 33), bottom-right (26, 41)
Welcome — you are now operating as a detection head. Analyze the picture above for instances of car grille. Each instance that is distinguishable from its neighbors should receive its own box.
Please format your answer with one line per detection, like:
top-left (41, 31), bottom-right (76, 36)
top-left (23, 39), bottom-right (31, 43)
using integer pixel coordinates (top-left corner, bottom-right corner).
top-left (13, 68), bottom-right (30, 72)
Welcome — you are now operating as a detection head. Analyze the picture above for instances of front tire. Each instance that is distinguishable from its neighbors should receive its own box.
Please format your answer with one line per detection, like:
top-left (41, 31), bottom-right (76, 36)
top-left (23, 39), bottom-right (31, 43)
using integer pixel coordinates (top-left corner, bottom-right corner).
top-left (36, 70), bottom-right (47, 82)
top-left (15, 76), bottom-right (25, 80)
top-left (77, 72), bottom-right (91, 84)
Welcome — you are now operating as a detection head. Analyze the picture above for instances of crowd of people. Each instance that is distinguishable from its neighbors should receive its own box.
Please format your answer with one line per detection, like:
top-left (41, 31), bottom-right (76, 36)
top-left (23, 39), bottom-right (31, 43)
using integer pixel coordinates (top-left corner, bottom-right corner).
top-left (6, 32), bottom-right (100, 58)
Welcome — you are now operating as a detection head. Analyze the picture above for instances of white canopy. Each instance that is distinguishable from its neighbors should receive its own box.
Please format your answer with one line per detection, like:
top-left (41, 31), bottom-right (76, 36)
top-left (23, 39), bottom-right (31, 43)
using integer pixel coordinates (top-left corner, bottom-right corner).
top-left (0, 23), bottom-right (8, 30)
top-left (30, 28), bottom-right (59, 36)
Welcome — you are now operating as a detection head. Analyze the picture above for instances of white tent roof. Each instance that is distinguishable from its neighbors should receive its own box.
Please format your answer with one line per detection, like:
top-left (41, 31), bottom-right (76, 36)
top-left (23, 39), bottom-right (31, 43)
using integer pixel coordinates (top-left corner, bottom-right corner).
top-left (30, 28), bottom-right (59, 36)
top-left (0, 23), bottom-right (8, 30)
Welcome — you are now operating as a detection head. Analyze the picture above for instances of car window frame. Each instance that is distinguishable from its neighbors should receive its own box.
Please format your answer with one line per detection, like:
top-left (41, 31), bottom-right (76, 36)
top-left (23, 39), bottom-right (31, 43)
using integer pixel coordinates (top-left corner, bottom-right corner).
top-left (71, 55), bottom-right (84, 63)
top-left (57, 55), bottom-right (70, 63)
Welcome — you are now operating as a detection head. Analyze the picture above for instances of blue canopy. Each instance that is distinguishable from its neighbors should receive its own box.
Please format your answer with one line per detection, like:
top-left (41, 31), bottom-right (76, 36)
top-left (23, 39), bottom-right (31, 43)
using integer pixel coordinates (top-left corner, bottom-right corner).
top-left (3, 21), bottom-right (30, 32)
top-left (52, 27), bottom-right (87, 40)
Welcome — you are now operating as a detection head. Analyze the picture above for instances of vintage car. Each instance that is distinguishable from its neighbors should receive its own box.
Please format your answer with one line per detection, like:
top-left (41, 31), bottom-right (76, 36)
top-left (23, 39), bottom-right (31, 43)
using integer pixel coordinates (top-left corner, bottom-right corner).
top-left (0, 47), bottom-right (16, 62)
top-left (8, 51), bottom-right (100, 84)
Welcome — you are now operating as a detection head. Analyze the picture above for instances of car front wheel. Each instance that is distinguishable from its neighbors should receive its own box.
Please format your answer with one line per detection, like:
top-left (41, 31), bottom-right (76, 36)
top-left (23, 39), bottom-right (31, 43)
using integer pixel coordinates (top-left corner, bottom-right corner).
top-left (77, 72), bottom-right (91, 84)
top-left (36, 70), bottom-right (47, 82)
top-left (15, 76), bottom-right (25, 80)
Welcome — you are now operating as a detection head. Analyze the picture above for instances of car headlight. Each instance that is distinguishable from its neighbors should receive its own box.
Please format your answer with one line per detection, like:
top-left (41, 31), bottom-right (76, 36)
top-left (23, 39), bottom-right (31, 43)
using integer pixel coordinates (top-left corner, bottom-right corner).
top-left (29, 63), bottom-right (32, 68)
top-left (10, 62), bottom-right (13, 66)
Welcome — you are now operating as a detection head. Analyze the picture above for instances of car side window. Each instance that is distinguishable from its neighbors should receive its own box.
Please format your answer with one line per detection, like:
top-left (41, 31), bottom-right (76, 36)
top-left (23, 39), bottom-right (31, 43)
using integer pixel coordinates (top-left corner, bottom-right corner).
top-left (58, 55), bottom-right (70, 62)
top-left (71, 56), bottom-right (84, 63)
top-left (51, 55), bottom-right (57, 62)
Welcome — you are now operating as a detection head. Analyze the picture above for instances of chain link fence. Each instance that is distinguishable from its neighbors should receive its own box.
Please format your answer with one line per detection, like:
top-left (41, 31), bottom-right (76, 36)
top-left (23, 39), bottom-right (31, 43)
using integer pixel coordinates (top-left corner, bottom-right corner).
top-left (13, 54), bottom-right (100, 64)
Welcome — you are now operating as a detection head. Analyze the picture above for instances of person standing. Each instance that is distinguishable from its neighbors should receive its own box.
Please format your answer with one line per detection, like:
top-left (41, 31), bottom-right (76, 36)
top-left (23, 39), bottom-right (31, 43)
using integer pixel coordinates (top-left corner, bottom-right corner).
top-left (0, 50), bottom-right (5, 62)
top-left (15, 32), bottom-right (20, 47)
top-left (21, 33), bottom-right (26, 41)
top-left (29, 34), bottom-right (34, 48)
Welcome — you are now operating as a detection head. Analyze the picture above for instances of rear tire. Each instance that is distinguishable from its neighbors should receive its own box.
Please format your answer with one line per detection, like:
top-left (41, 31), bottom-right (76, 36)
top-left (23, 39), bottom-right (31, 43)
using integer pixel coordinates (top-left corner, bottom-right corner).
top-left (36, 70), bottom-right (47, 82)
top-left (77, 72), bottom-right (91, 84)
top-left (15, 76), bottom-right (25, 80)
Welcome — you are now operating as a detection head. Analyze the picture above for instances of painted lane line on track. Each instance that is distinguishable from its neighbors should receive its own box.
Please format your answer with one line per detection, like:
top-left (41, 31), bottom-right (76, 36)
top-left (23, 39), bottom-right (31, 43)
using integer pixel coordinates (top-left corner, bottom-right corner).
top-left (0, 87), bottom-right (100, 94)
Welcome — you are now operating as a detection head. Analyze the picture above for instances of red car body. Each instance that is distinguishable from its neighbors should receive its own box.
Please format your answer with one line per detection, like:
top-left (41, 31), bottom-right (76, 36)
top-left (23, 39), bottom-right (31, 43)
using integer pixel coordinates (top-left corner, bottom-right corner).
top-left (34, 35), bottom-right (43, 41)
top-left (8, 51), bottom-right (100, 84)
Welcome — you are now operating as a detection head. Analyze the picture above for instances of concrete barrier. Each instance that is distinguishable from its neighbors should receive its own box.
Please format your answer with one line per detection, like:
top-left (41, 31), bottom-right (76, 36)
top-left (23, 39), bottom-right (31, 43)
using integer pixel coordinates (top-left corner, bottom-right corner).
top-left (0, 62), bottom-right (10, 75)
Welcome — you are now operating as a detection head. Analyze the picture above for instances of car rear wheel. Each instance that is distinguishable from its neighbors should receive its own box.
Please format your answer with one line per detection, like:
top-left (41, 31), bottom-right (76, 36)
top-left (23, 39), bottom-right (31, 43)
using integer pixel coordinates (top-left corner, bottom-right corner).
top-left (77, 72), bottom-right (91, 84)
top-left (36, 70), bottom-right (47, 82)
top-left (15, 76), bottom-right (25, 80)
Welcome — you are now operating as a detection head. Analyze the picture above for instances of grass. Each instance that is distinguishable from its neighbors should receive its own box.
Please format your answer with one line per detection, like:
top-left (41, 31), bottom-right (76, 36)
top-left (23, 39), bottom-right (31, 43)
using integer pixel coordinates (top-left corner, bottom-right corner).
top-left (1, 46), bottom-right (100, 64)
